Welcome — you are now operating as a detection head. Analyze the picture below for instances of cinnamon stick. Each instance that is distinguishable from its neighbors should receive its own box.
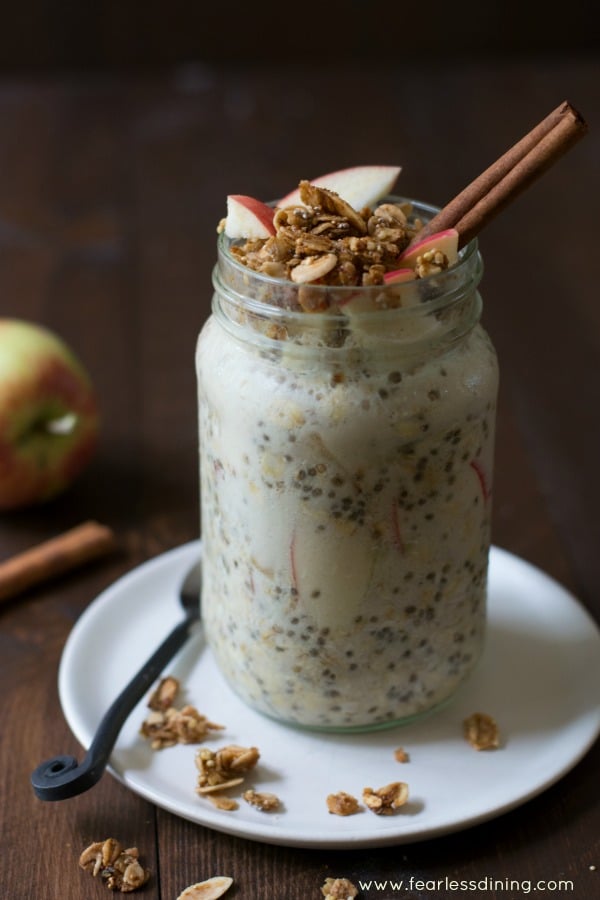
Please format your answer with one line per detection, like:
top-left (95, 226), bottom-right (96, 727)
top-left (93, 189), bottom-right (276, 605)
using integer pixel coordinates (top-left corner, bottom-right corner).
top-left (0, 521), bottom-right (117, 603)
top-left (415, 100), bottom-right (588, 248)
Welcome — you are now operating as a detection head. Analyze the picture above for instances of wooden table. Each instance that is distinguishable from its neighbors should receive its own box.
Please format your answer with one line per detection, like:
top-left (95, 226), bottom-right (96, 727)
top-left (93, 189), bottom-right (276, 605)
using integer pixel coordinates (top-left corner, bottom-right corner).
top-left (1, 59), bottom-right (598, 899)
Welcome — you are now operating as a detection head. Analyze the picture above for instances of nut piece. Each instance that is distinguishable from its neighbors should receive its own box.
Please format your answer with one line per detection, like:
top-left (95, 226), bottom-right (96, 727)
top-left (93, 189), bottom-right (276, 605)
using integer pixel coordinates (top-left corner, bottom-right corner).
top-left (176, 876), bottom-right (234, 900)
top-left (414, 248), bottom-right (449, 278)
top-left (79, 840), bottom-right (150, 893)
top-left (326, 791), bottom-right (361, 817)
top-left (363, 782), bottom-right (409, 815)
top-left (147, 675), bottom-right (180, 711)
top-left (463, 712), bottom-right (500, 750)
top-left (321, 876), bottom-right (359, 898)
top-left (290, 252), bottom-right (338, 284)
top-left (394, 747), bottom-right (409, 763)
top-left (243, 788), bottom-right (281, 812)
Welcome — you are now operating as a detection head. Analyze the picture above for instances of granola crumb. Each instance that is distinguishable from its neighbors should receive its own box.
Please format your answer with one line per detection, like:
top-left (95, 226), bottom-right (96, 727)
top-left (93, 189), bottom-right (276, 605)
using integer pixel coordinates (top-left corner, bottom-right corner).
top-left (321, 876), bottom-right (359, 898)
top-left (140, 676), bottom-right (224, 749)
top-left (394, 747), bottom-right (410, 763)
top-left (243, 788), bottom-right (281, 812)
top-left (362, 782), bottom-right (409, 815)
top-left (463, 712), bottom-right (501, 750)
top-left (176, 875), bottom-right (234, 899)
top-left (79, 839), bottom-right (150, 893)
top-left (326, 791), bottom-right (361, 816)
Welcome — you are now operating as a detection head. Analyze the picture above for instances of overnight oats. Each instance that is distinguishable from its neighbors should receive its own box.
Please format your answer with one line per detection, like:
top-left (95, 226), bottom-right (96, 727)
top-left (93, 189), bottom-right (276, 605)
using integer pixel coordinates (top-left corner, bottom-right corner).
top-left (196, 167), bottom-right (499, 731)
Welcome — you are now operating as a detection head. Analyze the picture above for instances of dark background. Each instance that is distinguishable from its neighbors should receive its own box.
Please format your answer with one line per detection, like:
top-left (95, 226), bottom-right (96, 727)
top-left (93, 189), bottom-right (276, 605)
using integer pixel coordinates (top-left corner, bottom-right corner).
top-left (0, 1), bottom-right (597, 71)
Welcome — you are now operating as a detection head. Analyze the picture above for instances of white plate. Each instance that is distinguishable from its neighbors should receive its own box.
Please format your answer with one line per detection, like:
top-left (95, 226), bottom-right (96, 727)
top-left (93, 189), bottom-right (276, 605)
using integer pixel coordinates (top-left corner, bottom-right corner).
top-left (59, 542), bottom-right (600, 848)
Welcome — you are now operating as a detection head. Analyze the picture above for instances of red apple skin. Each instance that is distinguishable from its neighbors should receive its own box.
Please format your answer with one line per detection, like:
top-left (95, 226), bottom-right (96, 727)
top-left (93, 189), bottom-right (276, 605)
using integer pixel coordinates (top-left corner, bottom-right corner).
top-left (0, 319), bottom-right (99, 511)
top-left (398, 228), bottom-right (459, 268)
top-left (470, 458), bottom-right (491, 501)
top-left (225, 194), bottom-right (276, 239)
top-left (383, 267), bottom-right (415, 285)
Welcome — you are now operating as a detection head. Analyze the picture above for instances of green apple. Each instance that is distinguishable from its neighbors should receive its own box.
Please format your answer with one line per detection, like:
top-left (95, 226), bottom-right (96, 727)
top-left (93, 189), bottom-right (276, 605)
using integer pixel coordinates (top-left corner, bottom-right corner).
top-left (0, 319), bottom-right (99, 510)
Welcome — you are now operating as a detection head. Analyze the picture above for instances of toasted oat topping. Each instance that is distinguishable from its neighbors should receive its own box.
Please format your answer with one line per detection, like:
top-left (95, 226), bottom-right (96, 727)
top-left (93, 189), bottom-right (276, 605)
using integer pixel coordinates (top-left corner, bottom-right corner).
top-left (321, 876), bottom-right (359, 898)
top-left (79, 839), bottom-right (150, 893)
top-left (196, 744), bottom-right (260, 809)
top-left (463, 712), bottom-right (501, 750)
top-left (140, 676), bottom-right (224, 749)
top-left (140, 705), bottom-right (224, 749)
top-left (176, 876), bottom-right (234, 900)
top-left (230, 181), bottom-right (422, 287)
top-left (243, 788), bottom-right (281, 811)
top-left (362, 782), bottom-right (409, 815)
top-left (326, 791), bottom-right (361, 816)
top-left (196, 744), bottom-right (260, 788)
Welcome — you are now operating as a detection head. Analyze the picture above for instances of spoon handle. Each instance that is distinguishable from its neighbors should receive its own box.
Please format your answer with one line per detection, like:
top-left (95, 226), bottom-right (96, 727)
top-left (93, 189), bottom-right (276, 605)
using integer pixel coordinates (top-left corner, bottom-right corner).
top-left (31, 613), bottom-right (198, 801)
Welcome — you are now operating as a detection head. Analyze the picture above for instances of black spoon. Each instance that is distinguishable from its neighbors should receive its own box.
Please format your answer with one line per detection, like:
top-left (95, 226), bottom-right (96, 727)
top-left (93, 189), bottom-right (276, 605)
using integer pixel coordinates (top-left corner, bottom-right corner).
top-left (31, 560), bottom-right (202, 801)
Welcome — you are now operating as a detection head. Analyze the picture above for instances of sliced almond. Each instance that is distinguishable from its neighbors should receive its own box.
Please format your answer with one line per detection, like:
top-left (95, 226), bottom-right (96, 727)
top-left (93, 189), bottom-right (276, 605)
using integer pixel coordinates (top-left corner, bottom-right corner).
top-left (290, 252), bottom-right (337, 284)
top-left (196, 777), bottom-right (244, 794)
top-left (176, 876), bottom-right (233, 900)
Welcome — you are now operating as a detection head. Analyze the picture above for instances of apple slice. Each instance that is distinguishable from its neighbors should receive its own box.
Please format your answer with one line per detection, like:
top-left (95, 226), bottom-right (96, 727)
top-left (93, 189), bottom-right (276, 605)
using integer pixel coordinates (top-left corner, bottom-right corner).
top-left (397, 228), bottom-right (459, 269)
top-left (278, 165), bottom-right (401, 210)
top-left (290, 517), bottom-right (375, 629)
top-left (383, 267), bottom-right (415, 285)
top-left (224, 194), bottom-right (276, 239)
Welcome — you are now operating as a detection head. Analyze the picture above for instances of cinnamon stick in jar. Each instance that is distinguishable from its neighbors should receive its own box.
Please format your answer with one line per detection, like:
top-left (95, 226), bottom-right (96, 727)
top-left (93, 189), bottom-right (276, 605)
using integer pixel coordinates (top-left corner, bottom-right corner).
top-left (0, 520), bottom-right (117, 603)
top-left (413, 100), bottom-right (588, 248)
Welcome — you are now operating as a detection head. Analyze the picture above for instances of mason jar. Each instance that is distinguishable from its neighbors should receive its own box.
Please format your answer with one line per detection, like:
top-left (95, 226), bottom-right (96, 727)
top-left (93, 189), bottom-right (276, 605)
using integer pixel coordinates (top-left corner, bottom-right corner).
top-left (196, 198), bottom-right (499, 732)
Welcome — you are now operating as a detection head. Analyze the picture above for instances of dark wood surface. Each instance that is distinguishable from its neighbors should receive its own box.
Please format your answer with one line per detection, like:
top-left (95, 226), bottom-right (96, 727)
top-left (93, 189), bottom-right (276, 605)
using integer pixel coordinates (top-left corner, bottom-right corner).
top-left (1, 58), bottom-right (598, 899)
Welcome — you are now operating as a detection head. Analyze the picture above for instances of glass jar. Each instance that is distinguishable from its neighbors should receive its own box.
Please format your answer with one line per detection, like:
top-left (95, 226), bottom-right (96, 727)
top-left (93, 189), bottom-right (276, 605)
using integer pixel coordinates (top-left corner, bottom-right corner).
top-left (196, 198), bottom-right (499, 732)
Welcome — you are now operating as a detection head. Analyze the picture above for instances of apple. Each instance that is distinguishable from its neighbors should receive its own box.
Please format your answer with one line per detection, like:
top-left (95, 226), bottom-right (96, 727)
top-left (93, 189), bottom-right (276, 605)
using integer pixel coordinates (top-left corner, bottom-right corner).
top-left (470, 458), bottom-right (491, 501)
top-left (224, 194), bottom-right (276, 239)
top-left (0, 319), bottom-right (99, 510)
top-left (397, 228), bottom-right (459, 269)
top-left (278, 165), bottom-right (402, 210)
top-left (383, 267), bottom-right (416, 285)
top-left (290, 516), bottom-right (375, 629)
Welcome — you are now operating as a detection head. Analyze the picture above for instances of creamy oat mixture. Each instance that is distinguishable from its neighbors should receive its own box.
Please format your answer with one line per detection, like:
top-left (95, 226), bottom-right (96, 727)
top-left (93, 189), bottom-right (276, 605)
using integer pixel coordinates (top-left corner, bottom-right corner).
top-left (197, 184), bottom-right (498, 730)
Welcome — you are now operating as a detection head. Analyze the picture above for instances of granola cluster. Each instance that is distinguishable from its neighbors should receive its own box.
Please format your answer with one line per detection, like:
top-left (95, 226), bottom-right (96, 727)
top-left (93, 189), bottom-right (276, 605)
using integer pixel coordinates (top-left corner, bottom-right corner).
top-left (321, 876), bottom-right (359, 899)
top-left (140, 676), bottom-right (224, 749)
top-left (79, 839), bottom-right (150, 893)
top-left (196, 744), bottom-right (262, 811)
top-left (326, 790), bottom-right (361, 817)
top-left (327, 781), bottom-right (409, 817)
top-left (228, 181), bottom-right (428, 291)
top-left (363, 782), bottom-right (409, 815)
